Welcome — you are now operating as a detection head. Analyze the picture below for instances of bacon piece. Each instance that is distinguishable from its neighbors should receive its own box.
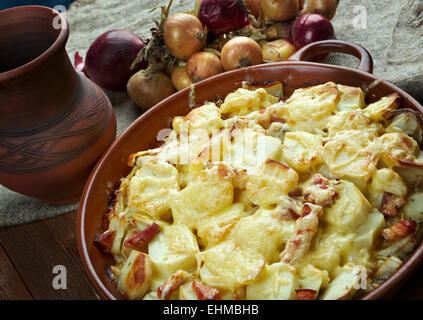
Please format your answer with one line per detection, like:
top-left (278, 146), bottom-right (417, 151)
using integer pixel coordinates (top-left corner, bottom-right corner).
top-left (303, 174), bottom-right (338, 207)
top-left (301, 204), bottom-right (312, 217)
top-left (398, 159), bottom-right (423, 168)
top-left (382, 219), bottom-right (417, 242)
top-left (124, 223), bottom-right (160, 251)
top-left (94, 230), bottom-right (116, 252)
top-left (288, 186), bottom-right (303, 199)
top-left (269, 115), bottom-right (286, 124)
top-left (380, 192), bottom-right (406, 217)
top-left (266, 159), bottom-right (291, 169)
top-left (282, 208), bottom-right (300, 220)
top-left (157, 270), bottom-right (192, 300)
top-left (280, 203), bottom-right (323, 264)
top-left (296, 289), bottom-right (317, 300)
top-left (101, 211), bottom-right (112, 230)
top-left (192, 280), bottom-right (221, 300)
top-left (275, 195), bottom-right (303, 220)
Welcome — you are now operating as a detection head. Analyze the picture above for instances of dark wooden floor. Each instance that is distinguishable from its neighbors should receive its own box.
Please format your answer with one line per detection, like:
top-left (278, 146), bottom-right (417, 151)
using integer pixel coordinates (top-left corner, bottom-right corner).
top-left (0, 211), bottom-right (99, 300)
top-left (0, 210), bottom-right (423, 300)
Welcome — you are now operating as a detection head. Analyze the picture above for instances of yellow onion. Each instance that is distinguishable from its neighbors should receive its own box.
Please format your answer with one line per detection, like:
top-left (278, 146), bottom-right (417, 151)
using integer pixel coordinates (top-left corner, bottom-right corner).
top-left (171, 66), bottom-right (192, 91)
top-left (221, 36), bottom-right (263, 71)
top-left (264, 22), bottom-right (291, 40)
top-left (261, 0), bottom-right (299, 21)
top-left (244, 0), bottom-right (261, 18)
top-left (164, 13), bottom-right (206, 59)
top-left (127, 70), bottom-right (176, 111)
top-left (186, 52), bottom-right (224, 83)
top-left (261, 39), bottom-right (296, 62)
top-left (300, 0), bottom-right (339, 20)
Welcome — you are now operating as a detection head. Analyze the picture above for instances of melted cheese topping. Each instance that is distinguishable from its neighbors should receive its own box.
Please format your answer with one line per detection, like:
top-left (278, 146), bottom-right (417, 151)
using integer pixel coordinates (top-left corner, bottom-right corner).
top-left (104, 82), bottom-right (423, 300)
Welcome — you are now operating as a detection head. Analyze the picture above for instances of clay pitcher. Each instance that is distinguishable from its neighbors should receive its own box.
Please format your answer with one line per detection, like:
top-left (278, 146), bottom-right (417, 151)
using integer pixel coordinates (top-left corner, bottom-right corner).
top-left (0, 6), bottom-right (117, 205)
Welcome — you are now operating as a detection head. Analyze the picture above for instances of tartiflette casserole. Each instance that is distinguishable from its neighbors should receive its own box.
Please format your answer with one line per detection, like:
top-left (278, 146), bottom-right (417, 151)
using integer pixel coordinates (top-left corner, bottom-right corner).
top-left (95, 81), bottom-right (423, 300)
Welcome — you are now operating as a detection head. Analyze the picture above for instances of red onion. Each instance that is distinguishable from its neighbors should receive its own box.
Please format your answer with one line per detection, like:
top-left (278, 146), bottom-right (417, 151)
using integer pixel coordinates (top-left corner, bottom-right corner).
top-left (291, 13), bottom-right (335, 49)
top-left (198, 0), bottom-right (250, 35)
top-left (74, 52), bottom-right (85, 73)
top-left (74, 29), bottom-right (146, 91)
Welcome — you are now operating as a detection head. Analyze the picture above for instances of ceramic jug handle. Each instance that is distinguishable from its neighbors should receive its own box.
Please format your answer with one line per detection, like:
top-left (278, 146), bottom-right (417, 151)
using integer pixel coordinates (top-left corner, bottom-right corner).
top-left (288, 40), bottom-right (374, 74)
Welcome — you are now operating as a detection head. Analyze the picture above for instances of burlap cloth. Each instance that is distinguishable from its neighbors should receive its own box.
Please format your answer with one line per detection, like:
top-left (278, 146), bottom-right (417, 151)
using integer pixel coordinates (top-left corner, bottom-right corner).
top-left (1, 0), bottom-right (422, 226)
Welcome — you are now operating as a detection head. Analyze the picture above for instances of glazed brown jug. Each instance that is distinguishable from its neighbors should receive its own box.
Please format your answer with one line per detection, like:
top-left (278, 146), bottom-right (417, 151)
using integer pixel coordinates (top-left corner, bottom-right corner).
top-left (0, 6), bottom-right (116, 204)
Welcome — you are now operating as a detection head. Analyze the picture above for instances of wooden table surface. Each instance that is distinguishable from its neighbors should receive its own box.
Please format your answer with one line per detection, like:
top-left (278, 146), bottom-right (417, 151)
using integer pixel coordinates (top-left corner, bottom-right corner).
top-left (0, 211), bottom-right (422, 300)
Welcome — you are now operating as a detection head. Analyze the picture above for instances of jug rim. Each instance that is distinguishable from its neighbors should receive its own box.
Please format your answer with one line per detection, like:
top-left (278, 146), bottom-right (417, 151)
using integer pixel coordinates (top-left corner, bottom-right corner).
top-left (0, 5), bottom-right (69, 81)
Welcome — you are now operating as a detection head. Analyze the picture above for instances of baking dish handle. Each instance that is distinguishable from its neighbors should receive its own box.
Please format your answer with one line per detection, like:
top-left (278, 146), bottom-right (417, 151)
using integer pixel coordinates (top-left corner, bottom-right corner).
top-left (288, 40), bottom-right (374, 74)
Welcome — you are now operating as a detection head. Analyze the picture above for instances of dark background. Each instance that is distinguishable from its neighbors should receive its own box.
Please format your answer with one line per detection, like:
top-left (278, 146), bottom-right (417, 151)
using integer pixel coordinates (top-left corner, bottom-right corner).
top-left (0, 0), bottom-right (75, 10)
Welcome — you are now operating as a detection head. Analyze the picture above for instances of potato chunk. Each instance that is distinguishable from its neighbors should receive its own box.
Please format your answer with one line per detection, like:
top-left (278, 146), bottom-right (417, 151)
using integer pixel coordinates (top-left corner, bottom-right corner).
top-left (302, 231), bottom-right (354, 275)
top-left (229, 209), bottom-right (287, 263)
top-left (221, 88), bottom-right (278, 117)
top-left (297, 264), bottom-right (330, 294)
top-left (363, 93), bottom-right (400, 121)
top-left (285, 82), bottom-right (340, 132)
top-left (370, 168), bottom-right (408, 198)
top-left (319, 263), bottom-right (364, 300)
top-left (336, 85), bottom-right (365, 111)
top-left (379, 132), bottom-right (422, 168)
top-left (170, 165), bottom-right (234, 228)
top-left (323, 130), bottom-right (379, 182)
top-left (197, 203), bottom-right (246, 248)
top-left (246, 262), bottom-right (298, 300)
top-left (198, 240), bottom-right (265, 291)
top-left (282, 131), bottom-right (323, 172)
top-left (148, 227), bottom-right (198, 290)
top-left (353, 209), bottom-right (385, 249)
top-left (118, 251), bottom-right (153, 300)
top-left (368, 168), bottom-right (408, 208)
top-left (327, 111), bottom-right (380, 136)
top-left (164, 224), bottom-right (199, 255)
top-left (246, 159), bottom-right (298, 206)
top-left (324, 180), bottom-right (371, 231)
top-left (230, 128), bottom-right (282, 171)
top-left (108, 214), bottom-right (127, 255)
top-left (178, 103), bottom-right (224, 135)
top-left (403, 192), bottom-right (423, 223)
top-left (127, 161), bottom-right (179, 220)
